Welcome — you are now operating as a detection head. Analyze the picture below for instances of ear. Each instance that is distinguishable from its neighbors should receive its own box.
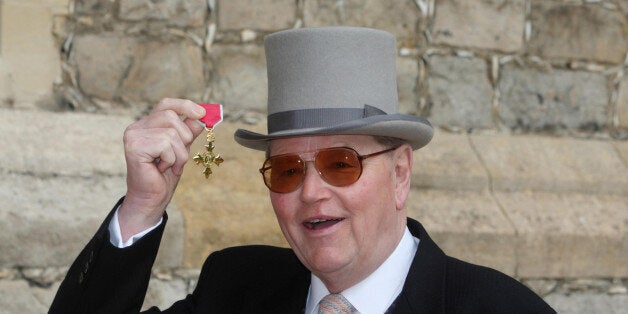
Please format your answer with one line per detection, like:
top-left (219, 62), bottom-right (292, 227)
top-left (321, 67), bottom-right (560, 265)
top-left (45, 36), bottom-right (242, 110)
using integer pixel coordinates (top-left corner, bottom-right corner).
top-left (393, 144), bottom-right (413, 211)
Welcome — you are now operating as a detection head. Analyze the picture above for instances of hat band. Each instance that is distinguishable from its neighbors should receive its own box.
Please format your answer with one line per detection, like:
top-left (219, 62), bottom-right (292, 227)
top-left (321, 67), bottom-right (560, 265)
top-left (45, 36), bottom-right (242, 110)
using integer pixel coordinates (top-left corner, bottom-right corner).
top-left (267, 105), bottom-right (387, 134)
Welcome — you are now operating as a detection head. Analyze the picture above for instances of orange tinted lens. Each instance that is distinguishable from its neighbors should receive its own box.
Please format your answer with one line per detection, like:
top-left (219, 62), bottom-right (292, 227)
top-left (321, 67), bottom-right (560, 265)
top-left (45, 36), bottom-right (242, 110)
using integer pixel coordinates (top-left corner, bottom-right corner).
top-left (315, 148), bottom-right (362, 186)
top-left (263, 155), bottom-right (305, 193)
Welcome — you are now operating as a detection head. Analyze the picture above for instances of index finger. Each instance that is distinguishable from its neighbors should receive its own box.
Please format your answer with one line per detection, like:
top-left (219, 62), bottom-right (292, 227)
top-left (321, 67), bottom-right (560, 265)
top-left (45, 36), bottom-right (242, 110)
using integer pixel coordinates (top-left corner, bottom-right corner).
top-left (152, 98), bottom-right (206, 120)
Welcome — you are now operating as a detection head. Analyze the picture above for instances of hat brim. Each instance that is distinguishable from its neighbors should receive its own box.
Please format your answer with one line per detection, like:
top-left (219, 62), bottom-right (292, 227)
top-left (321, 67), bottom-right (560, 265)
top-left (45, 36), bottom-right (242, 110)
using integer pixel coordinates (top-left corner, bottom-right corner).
top-left (234, 114), bottom-right (433, 151)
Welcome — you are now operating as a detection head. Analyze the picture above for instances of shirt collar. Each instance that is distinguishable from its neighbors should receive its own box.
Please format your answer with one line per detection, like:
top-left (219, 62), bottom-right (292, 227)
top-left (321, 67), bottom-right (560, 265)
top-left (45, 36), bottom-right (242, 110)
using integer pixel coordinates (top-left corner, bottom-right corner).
top-left (305, 227), bottom-right (419, 314)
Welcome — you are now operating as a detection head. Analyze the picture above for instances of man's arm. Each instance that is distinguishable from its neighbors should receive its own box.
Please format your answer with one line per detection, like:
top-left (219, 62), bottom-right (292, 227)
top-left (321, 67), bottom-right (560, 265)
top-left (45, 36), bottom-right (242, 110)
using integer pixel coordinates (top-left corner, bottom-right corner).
top-left (117, 99), bottom-right (205, 241)
top-left (50, 99), bottom-right (206, 313)
top-left (49, 198), bottom-right (169, 314)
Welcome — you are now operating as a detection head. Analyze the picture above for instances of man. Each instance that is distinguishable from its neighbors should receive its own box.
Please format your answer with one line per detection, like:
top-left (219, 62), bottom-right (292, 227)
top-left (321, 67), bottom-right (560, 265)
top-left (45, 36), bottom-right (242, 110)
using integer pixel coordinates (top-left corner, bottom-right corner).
top-left (50, 27), bottom-right (554, 313)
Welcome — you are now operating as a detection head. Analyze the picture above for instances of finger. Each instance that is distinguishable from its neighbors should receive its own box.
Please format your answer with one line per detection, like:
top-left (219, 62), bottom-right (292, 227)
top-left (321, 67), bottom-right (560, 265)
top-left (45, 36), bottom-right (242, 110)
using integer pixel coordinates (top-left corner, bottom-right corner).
top-left (154, 127), bottom-right (191, 173)
top-left (168, 134), bottom-right (191, 176)
top-left (131, 110), bottom-right (196, 146)
top-left (183, 117), bottom-right (206, 141)
top-left (125, 128), bottom-right (187, 167)
top-left (153, 98), bottom-right (205, 120)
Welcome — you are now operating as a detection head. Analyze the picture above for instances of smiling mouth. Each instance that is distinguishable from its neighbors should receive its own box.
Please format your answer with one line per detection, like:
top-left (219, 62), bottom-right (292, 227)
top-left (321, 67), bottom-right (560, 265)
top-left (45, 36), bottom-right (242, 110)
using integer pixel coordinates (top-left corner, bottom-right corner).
top-left (303, 218), bottom-right (344, 230)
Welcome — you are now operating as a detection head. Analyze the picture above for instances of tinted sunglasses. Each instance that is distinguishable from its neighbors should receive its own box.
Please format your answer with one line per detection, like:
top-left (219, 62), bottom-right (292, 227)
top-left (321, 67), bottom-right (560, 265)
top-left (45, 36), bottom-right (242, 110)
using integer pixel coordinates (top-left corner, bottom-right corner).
top-left (259, 146), bottom-right (398, 193)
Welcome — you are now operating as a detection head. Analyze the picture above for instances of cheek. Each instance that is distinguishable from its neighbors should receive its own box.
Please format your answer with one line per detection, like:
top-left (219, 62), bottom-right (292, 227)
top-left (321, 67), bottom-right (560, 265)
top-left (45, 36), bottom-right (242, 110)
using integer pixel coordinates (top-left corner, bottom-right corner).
top-left (270, 193), bottom-right (294, 225)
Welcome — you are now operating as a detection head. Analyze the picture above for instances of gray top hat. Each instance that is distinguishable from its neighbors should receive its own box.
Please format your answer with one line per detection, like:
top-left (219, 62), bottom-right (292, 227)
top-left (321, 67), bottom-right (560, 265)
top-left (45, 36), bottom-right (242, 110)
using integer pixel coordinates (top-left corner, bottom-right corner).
top-left (234, 26), bottom-right (433, 151)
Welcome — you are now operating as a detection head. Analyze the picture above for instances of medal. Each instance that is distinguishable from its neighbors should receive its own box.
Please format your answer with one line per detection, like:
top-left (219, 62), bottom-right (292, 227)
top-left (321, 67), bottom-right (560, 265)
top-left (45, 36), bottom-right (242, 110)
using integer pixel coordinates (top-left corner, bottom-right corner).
top-left (193, 103), bottom-right (224, 178)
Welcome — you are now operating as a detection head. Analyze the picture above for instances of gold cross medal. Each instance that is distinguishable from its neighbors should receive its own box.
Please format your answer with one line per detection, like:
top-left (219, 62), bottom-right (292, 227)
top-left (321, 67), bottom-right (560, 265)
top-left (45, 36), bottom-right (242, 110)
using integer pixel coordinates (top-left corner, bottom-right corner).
top-left (193, 103), bottom-right (224, 178)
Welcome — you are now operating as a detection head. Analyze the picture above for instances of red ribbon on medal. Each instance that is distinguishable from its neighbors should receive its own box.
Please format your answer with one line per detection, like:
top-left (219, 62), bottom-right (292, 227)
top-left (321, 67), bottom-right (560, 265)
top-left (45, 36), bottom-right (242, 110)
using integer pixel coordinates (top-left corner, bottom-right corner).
top-left (198, 103), bottom-right (223, 128)
top-left (194, 103), bottom-right (224, 178)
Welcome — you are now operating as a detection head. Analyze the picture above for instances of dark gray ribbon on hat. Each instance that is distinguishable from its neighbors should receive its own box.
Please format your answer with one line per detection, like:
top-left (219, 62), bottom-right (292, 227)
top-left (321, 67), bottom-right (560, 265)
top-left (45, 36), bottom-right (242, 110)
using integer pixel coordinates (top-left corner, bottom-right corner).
top-left (267, 104), bottom-right (386, 134)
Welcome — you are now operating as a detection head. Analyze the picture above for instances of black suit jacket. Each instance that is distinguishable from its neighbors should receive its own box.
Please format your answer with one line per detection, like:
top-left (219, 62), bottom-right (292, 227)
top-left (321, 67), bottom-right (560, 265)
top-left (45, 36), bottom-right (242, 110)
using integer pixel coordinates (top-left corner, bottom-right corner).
top-left (50, 199), bottom-right (554, 313)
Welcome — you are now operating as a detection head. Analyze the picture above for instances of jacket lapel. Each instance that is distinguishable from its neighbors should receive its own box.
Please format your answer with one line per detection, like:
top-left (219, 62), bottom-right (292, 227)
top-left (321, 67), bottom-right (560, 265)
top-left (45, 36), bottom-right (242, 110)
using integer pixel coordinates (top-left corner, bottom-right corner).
top-left (258, 262), bottom-right (311, 313)
top-left (392, 218), bottom-right (447, 313)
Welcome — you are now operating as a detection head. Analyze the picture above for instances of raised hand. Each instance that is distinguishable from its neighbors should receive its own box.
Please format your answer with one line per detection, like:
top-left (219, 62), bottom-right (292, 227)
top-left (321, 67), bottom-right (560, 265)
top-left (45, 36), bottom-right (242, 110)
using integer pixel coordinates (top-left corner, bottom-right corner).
top-left (118, 98), bottom-right (205, 241)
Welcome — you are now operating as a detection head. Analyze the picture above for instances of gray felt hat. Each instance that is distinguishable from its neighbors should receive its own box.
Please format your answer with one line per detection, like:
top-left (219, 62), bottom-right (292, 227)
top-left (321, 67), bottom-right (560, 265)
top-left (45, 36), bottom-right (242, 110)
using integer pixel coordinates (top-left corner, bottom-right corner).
top-left (234, 26), bottom-right (433, 151)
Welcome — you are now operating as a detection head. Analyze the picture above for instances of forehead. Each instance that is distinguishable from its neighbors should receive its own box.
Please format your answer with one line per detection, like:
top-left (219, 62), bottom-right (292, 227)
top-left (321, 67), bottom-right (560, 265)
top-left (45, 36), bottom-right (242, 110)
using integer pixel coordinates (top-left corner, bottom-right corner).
top-left (268, 135), bottom-right (380, 155)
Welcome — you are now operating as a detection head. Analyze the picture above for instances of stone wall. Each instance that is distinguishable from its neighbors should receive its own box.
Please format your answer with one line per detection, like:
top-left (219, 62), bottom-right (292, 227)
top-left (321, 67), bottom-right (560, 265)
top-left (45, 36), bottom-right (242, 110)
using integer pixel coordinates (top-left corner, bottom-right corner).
top-left (1, 0), bottom-right (627, 312)
top-left (3, 0), bottom-right (626, 134)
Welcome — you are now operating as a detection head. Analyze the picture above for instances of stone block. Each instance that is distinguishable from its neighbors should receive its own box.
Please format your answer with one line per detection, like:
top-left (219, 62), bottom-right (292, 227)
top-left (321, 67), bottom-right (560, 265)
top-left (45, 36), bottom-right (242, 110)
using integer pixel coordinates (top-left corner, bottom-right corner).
top-left (0, 2), bottom-right (62, 109)
top-left (495, 191), bottom-right (627, 278)
top-left (0, 109), bottom-right (130, 176)
top-left (426, 55), bottom-right (493, 129)
top-left (544, 293), bottom-right (628, 314)
top-left (406, 189), bottom-right (517, 275)
top-left (303, 0), bottom-right (420, 47)
top-left (618, 75), bottom-right (628, 130)
top-left (431, 0), bottom-right (525, 52)
top-left (32, 281), bottom-right (61, 310)
top-left (614, 141), bottom-right (628, 166)
top-left (121, 41), bottom-right (205, 105)
top-left (470, 133), bottom-right (628, 195)
top-left (217, 0), bottom-right (296, 31)
top-left (412, 130), bottom-right (489, 191)
top-left (142, 278), bottom-right (188, 311)
top-left (75, 0), bottom-right (114, 14)
top-left (397, 57), bottom-right (419, 114)
top-left (72, 34), bottom-right (137, 101)
top-left (0, 173), bottom-right (124, 267)
top-left (528, 2), bottom-right (628, 64)
top-left (0, 172), bottom-right (184, 268)
top-left (119, 0), bottom-right (207, 27)
top-left (0, 280), bottom-right (48, 313)
top-left (209, 44), bottom-right (267, 112)
top-left (499, 65), bottom-right (608, 131)
top-left (172, 120), bottom-right (288, 268)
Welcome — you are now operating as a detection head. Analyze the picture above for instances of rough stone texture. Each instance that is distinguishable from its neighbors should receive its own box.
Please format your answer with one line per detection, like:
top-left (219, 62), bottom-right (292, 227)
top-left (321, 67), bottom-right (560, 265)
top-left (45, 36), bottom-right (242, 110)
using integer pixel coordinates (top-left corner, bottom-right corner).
top-left (303, 0), bottom-right (420, 46)
top-left (32, 281), bottom-right (61, 311)
top-left (172, 120), bottom-right (287, 267)
top-left (431, 0), bottom-right (525, 52)
top-left (142, 278), bottom-right (188, 311)
top-left (3, 173), bottom-right (182, 270)
top-left (619, 0), bottom-right (628, 15)
top-left (209, 45), bottom-right (267, 112)
top-left (544, 293), bottom-right (628, 314)
top-left (412, 130), bottom-right (489, 191)
top-left (0, 280), bottom-right (49, 313)
top-left (426, 55), bottom-right (493, 129)
top-left (120, 41), bottom-right (205, 106)
top-left (0, 1), bottom-right (64, 109)
top-left (406, 189), bottom-right (516, 275)
top-left (470, 133), bottom-right (628, 195)
top-left (0, 109), bottom-right (183, 268)
top-left (75, 0), bottom-right (114, 14)
top-left (397, 57), bottom-right (419, 115)
top-left (499, 65), bottom-right (608, 131)
top-left (614, 141), bottom-right (628, 166)
top-left (0, 170), bottom-right (184, 270)
top-left (0, 109), bottom-right (129, 176)
top-left (73, 34), bottom-right (137, 101)
top-left (217, 0), bottom-right (296, 31)
top-left (496, 191), bottom-right (627, 278)
top-left (529, 2), bottom-right (628, 64)
top-left (119, 0), bottom-right (207, 27)
top-left (618, 75), bottom-right (628, 130)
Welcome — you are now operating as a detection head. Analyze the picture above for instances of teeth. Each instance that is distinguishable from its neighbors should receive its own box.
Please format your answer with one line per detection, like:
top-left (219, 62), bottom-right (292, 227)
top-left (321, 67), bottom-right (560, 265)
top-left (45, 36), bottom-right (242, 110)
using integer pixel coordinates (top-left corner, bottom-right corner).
top-left (309, 218), bottom-right (341, 224)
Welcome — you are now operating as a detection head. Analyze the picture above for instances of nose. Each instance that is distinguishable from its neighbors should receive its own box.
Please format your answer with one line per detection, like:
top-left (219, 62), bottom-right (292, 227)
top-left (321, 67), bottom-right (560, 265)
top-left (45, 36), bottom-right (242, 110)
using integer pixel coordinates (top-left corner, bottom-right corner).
top-left (299, 160), bottom-right (330, 203)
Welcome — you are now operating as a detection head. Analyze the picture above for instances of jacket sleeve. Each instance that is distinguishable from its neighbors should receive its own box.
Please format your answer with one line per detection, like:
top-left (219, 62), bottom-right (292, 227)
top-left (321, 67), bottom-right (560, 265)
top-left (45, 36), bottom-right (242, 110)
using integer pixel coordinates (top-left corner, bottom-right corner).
top-left (49, 198), bottom-right (168, 314)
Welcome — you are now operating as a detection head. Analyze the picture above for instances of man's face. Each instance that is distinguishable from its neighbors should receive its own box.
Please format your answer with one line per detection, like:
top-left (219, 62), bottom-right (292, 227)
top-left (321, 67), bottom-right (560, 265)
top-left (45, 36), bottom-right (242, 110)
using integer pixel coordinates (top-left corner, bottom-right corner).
top-left (268, 135), bottom-right (412, 292)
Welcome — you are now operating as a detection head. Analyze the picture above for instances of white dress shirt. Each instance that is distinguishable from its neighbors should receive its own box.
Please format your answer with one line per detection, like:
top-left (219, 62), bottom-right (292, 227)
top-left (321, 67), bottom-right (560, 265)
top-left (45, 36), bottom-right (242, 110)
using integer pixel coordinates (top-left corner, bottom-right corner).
top-left (108, 207), bottom-right (162, 248)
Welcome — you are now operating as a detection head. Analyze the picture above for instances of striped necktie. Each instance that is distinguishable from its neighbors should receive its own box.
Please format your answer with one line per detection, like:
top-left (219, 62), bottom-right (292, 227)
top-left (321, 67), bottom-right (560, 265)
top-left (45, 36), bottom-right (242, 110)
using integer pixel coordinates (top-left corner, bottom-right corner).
top-left (318, 293), bottom-right (357, 314)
